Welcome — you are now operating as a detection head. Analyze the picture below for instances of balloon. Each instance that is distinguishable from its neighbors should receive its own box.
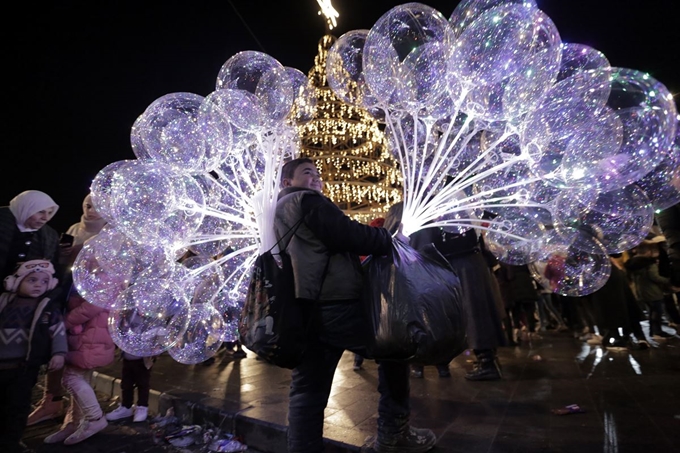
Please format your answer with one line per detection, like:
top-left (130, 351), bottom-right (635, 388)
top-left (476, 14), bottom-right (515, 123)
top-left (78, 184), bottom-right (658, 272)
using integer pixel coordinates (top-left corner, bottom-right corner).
top-left (108, 278), bottom-right (190, 357)
top-left (635, 129), bottom-right (680, 210)
top-left (530, 229), bottom-right (611, 297)
top-left (553, 184), bottom-right (654, 254)
top-left (167, 304), bottom-right (226, 365)
top-left (89, 160), bottom-right (135, 225)
top-left (134, 92), bottom-right (226, 174)
top-left (285, 66), bottom-right (317, 122)
top-left (459, 7), bottom-right (561, 121)
top-left (363, 3), bottom-right (454, 113)
top-left (326, 30), bottom-right (379, 109)
top-left (216, 51), bottom-right (294, 129)
top-left (72, 240), bottom-right (129, 309)
top-left (449, 0), bottom-right (538, 38)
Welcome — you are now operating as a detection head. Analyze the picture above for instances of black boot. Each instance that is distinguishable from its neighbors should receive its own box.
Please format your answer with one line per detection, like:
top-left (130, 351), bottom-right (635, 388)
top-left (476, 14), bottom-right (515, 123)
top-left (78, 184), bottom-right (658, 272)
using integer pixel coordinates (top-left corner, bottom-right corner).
top-left (464, 349), bottom-right (502, 381)
top-left (436, 363), bottom-right (451, 378)
top-left (373, 418), bottom-right (437, 453)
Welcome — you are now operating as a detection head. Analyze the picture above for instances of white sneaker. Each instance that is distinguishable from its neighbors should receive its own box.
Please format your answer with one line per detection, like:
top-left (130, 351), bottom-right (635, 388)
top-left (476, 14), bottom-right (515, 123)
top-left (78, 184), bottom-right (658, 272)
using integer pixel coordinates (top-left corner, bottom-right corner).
top-left (133, 405), bottom-right (148, 422)
top-left (64, 416), bottom-right (108, 445)
top-left (44, 422), bottom-right (77, 444)
top-left (106, 404), bottom-right (134, 421)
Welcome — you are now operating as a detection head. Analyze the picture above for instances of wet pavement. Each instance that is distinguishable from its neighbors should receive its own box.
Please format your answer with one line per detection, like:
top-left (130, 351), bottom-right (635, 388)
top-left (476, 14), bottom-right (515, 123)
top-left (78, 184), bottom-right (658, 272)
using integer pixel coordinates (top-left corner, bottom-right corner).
top-left (24, 329), bottom-right (680, 453)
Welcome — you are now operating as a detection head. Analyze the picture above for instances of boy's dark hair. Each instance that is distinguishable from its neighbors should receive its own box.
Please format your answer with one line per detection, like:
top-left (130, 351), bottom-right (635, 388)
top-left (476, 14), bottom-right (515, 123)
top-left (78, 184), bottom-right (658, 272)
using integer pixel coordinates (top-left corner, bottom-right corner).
top-left (281, 158), bottom-right (314, 183)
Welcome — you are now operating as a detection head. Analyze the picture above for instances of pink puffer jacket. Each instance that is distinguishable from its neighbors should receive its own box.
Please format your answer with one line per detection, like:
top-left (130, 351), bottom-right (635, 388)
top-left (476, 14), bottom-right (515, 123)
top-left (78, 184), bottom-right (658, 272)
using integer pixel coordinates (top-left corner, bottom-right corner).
top-left (64, 292), bottom-right (115, 370)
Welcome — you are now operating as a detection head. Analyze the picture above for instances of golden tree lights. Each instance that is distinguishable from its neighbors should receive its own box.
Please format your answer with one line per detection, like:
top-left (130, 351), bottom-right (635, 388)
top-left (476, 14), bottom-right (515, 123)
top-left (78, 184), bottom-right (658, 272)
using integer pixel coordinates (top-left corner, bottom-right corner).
top-left (296, 35), bottom-right (402, 223)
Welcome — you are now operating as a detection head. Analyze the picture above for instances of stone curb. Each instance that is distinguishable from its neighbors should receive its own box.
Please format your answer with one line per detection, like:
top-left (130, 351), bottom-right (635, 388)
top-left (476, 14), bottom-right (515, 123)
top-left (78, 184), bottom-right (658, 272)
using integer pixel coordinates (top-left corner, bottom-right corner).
top-left (90, 371), bottom-right (360, 453)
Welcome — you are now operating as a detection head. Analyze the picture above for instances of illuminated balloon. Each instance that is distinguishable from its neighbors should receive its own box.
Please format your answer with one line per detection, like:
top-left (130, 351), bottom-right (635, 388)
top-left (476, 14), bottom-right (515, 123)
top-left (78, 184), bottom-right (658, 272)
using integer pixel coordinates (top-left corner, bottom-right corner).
top-left (90, 160), bottom-right (135, 224)
top-left (167, 304), bottom-right (226, 365)
top-left (134, 92), bottom-right (227, 173)
top-left (108, 278), bottom-right (190, 356)
top-left (530, 230), bottom-right (611, 297)
top-left (216, 51), bottom-right (294, 128)
top-left (553, 184), bottom-right (654, 254)
top-left (363, 3), bottom-right (454, 113)
top-left (449, 0), bottom-right (538, 38)
top-left (72, 241), bottom-right (128, 309)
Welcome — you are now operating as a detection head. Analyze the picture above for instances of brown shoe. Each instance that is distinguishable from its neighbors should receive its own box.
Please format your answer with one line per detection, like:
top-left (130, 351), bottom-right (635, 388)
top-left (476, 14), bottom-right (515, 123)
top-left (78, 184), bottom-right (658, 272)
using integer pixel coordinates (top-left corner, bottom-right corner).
top-left (27, 395), bottom-right (64, 426)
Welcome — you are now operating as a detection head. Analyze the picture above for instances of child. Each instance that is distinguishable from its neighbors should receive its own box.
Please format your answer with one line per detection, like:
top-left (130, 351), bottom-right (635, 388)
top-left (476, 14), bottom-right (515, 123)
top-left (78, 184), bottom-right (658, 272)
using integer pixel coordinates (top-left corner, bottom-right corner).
top-left (0, 260), bottom-right (67, 453)
top-left (105, 350), bottom-right (154, 423)
top-left (106, 311), bottom-right (154, 423)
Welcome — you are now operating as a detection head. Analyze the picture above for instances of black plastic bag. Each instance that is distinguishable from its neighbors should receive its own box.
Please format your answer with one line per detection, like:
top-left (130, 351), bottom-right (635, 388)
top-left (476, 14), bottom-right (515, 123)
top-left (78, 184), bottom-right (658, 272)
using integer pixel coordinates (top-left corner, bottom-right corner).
top-left (238, 250), bottom-right (310, 369)
top-left (363, 240), bottom-right (466, 364)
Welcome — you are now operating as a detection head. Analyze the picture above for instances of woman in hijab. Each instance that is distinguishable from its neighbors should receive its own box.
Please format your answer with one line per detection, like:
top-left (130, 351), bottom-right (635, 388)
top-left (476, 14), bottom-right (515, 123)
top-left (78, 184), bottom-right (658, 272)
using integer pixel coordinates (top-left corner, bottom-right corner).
top-left (0, 190), bottom-right (60, 279)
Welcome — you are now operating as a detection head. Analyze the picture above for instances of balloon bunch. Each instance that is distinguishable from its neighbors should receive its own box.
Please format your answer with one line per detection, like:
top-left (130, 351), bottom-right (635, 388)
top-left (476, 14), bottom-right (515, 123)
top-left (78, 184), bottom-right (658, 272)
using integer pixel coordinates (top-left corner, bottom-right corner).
top-left (73, 51), bottom-right (315, 363)
top-left (325, 0), bottom-right (680, 296)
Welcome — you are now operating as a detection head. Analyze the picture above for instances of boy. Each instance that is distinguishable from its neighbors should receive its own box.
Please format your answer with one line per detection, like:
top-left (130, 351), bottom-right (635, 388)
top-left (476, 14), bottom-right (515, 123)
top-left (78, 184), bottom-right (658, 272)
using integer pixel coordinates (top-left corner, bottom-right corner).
top-left (275, 158), bottom-right (435, 452)
top-left (0, 260), bottom-right (67, 453)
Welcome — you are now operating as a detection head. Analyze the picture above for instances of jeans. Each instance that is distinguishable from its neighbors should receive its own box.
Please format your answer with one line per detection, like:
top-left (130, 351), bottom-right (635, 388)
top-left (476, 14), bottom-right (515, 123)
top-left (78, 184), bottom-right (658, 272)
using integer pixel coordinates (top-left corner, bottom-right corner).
top-left (287, 300), bottom-right (411, 452)
top-left (62, 365), bottom-right (103, 426)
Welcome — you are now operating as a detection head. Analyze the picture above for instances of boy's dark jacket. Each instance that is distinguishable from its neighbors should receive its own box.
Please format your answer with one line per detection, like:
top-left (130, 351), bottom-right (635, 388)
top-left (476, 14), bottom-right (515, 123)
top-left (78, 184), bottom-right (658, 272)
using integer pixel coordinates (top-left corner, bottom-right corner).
top-left (0, 293), bottom-right (65, 366)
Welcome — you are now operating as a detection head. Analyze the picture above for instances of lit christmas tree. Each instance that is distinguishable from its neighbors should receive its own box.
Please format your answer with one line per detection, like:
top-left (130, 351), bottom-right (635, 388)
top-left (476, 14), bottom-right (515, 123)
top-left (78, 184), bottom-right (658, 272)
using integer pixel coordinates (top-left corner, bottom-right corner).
top-left (296, 2), bottom-right (402, 223)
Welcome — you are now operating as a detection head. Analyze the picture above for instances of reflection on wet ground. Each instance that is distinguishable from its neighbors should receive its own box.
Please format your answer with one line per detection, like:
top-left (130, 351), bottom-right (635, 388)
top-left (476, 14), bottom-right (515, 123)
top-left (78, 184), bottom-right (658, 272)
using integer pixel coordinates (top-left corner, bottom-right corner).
top-left (95, 329), bottom-right (680, 452)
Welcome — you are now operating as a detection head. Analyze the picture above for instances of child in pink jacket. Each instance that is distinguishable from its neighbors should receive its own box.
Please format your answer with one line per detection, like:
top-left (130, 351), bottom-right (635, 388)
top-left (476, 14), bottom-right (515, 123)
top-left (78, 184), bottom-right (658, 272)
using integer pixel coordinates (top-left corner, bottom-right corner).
top-left (43, 291), bottom-right (114, 446)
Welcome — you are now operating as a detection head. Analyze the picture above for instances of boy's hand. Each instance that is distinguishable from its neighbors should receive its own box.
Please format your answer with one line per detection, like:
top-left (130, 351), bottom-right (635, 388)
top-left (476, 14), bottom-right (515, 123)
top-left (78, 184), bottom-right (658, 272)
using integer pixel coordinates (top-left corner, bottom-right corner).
top-left (48, 355), bottom-right (65, 371)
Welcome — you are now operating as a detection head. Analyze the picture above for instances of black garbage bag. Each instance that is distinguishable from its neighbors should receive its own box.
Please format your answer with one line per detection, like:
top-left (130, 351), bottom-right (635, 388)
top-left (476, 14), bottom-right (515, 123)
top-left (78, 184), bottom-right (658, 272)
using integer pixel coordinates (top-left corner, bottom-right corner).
top-left (362, 240), bottom-right (466, 364)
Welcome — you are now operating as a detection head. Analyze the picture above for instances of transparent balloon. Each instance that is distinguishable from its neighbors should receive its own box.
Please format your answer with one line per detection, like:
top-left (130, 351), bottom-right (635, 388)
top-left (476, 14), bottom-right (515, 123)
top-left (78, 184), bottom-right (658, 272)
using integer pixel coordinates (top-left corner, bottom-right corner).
top-left (167, 304), bottom-right (226, 365)
top-left (635, 130), bottom-right (680, 211)
top-left (90, 160), bottom-right (135, 225)
top-left (553, 184), bottom-right (653, 254)
top-left (216, 51), bottom-right (294, 129)
top-left (108, 278), bottom-right (190, 357)
top-left (134, 92), bottom-right (226, 174)
top-left (72, 241), bottom-right (129, 309)
top-left (530, 229), bottom-right (611, 296)
top-left (449, 0), bottom-right (538, 39)
top-left (285, 66), bottom-right (317, 122)
top-left (363, 3), bottom-right (454, 112)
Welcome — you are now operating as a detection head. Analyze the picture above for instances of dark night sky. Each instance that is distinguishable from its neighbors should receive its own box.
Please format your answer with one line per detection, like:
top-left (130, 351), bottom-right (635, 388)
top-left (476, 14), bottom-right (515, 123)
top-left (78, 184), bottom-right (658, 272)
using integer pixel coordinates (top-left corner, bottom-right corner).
top-left (4, 0), bottom-right (678, 233)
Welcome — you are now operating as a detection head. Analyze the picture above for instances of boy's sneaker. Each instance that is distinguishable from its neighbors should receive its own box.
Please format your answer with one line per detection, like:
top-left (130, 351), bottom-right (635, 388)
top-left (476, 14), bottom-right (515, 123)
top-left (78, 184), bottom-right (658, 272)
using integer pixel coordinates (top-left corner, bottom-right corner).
top-left (374, 426), bottom-right (436, 453)
top-left (44, 423), bottom-right (77, 444)
top-left (63, 416), bottom-right (108, 445)
top-left (106, 405), bottom-right (134, 421)
top-left (133, 406), bottom-right (148, 422)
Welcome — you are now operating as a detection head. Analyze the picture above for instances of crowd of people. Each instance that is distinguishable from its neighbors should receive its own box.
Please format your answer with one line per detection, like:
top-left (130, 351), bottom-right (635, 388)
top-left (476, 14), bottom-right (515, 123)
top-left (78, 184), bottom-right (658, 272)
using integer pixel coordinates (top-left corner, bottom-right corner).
top-left (1, 178), bottom-right (679, 453)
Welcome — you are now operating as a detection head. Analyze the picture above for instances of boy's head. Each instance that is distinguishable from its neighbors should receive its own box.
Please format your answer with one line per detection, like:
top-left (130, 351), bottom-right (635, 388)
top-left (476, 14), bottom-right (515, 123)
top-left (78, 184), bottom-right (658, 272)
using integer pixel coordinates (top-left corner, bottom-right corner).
top-left (281, 158), bottom-right (323, 192)
top-left (4, 260), bottom-right (58, 297)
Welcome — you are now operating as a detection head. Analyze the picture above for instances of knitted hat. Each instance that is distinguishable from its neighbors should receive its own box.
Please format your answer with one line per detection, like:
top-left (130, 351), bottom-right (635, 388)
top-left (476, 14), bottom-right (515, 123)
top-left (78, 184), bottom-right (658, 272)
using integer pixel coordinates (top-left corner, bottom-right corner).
top-left (3, 260), bottom-right (58, 293)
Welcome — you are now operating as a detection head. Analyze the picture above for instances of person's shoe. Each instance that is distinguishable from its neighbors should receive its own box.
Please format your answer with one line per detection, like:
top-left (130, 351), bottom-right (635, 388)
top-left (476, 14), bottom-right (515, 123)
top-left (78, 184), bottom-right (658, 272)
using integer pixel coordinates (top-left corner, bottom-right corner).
top-left (106, 404), bottom-right (134, 421)
top-left (63, 417), bottom-right (108, 445)
top-left (353, 362), bottom-right (363, 371)
top-left (465, 353), bottom-right (502, 381)
top-left (43, 422), bottom-right (77, 444)
top-left (27, 395), bottom-right (64, 426)
top-left (410, 366), bottom-right (424, 378)
top-left (232, 349), bottom-right (247, 358)
top-left (374, 426), bottom-right (436, 453)
top-left (133, 406), bottom-right (148, 422)
top-left (586, 334), bottom-right (603, 345)
top-left (436, 365), bottom-right (451, 378)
